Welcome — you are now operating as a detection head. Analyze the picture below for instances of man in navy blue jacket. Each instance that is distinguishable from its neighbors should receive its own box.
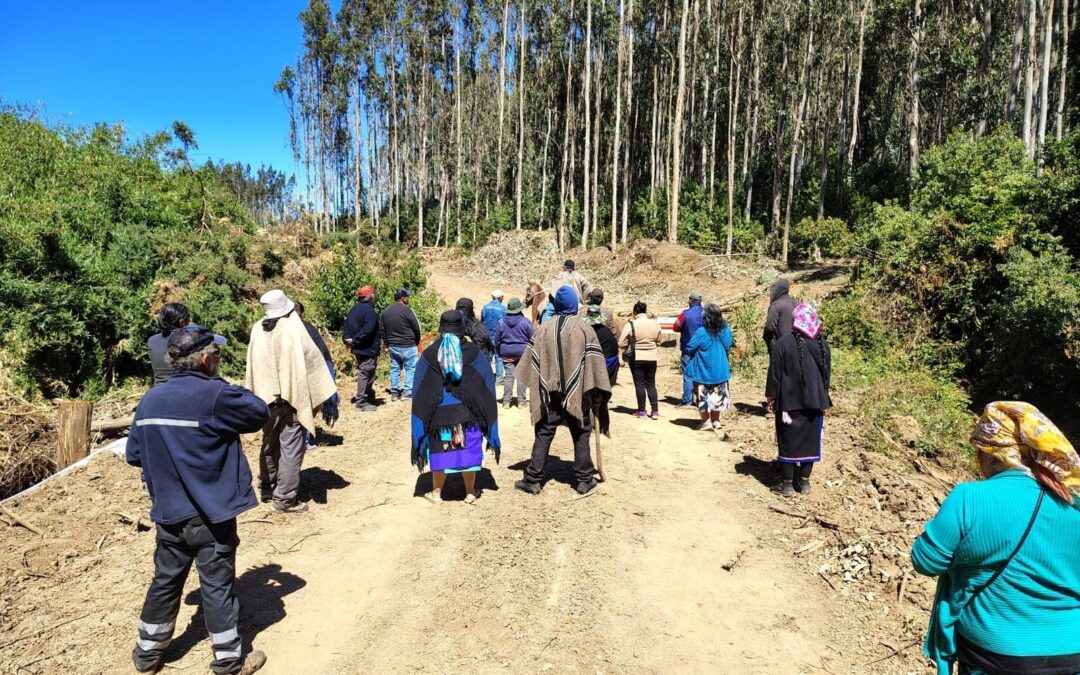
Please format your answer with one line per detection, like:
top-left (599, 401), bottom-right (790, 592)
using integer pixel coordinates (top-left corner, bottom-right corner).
top-left (343, 284), bottom-right (381, 411)
top-left (127, 324), bottom-right (269, 675)
top-left (672, 291), bottom-right (705, 407)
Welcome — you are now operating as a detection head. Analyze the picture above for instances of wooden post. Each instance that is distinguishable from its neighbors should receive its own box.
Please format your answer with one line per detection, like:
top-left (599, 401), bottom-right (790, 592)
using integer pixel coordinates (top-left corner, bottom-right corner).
top-left (57, 401), bottom-right (93, 470)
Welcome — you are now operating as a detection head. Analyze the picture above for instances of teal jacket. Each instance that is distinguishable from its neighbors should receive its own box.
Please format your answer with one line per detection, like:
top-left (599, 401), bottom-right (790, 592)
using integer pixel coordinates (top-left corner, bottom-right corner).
top-left (684, 325), bottom-right (733, 385)
top-left (911, 470), bottom-right (1080, 673)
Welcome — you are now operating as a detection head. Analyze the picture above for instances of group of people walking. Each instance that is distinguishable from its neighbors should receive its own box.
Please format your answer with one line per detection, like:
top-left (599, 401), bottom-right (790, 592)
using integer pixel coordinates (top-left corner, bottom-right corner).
top-left (127, 260), bottom-right (1080, 675)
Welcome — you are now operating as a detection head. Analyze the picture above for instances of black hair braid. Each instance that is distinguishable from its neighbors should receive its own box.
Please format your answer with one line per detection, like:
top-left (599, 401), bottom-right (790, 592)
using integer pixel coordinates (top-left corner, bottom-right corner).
top-left (795, 332), bottom-right (807, 386)
top-left (795, 332), bottom-right (829, 390)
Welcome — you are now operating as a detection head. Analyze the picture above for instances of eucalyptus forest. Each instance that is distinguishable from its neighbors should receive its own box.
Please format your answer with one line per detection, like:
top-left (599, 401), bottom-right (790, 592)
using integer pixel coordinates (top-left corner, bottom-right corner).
top-left (277, 0), bottom-right (1076, 259)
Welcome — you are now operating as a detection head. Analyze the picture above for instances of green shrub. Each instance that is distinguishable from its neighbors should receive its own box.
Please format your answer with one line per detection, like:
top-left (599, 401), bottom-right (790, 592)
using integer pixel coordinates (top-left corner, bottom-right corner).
top-left (832, 348), bottom-right (971, 461)
top-left (851, 130), bottom-right (1080, 410)
top-left (790, 216), bottom-right (854, 261)
top-left (305, 243), bottom-right (440, 336)
top-left (727, 300), bottom-right (765, 376)
top-left (0, 110), bottom-right (284, 397)
top-left (731, 217), bottom-right (765, 253)
top-left (321, 230), bottom-right (357, 249)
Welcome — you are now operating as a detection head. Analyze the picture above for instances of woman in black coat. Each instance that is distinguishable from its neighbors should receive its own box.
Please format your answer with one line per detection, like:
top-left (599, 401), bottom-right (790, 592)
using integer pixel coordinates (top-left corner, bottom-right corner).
top-left (765, 303), bottom-right (832, 498)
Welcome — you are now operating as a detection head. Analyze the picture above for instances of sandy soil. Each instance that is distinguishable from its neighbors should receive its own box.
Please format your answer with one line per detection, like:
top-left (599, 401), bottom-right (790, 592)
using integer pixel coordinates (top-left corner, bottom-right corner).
top-left (0, 260), bottom-right (936, 675)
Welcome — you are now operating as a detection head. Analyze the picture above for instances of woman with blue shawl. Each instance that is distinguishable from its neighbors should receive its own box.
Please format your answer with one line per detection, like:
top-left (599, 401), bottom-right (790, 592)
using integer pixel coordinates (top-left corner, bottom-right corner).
top-left (411, 310), bottom-right (500, 503)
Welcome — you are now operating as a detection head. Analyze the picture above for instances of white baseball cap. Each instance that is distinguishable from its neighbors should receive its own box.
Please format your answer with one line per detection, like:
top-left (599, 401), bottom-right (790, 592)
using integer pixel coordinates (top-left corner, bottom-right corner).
top-left (492, 289), bottom-right (504, 299)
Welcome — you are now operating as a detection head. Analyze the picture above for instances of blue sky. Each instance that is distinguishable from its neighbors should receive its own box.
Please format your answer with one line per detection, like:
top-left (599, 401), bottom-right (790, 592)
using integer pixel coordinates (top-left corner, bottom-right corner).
top-left (0, 0), bottom-right (308, 175)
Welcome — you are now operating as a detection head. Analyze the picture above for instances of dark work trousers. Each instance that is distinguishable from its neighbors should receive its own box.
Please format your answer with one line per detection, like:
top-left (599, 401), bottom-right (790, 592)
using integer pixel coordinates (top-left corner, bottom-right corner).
top-left (524, 393), bottom-right (595, 485)
top-left (133, 517), bottom-right (243, 675)
top-left (629, 360), bottom-right (659, 412)
top-left (259, 404), bottom-right (306, 508)
top-left (354, 355), bottom-right (378, 405)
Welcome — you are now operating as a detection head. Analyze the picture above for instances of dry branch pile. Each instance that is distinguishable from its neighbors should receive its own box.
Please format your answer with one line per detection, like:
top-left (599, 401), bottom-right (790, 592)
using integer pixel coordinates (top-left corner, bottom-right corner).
top-left (0, 405), bottom-right (56, 501)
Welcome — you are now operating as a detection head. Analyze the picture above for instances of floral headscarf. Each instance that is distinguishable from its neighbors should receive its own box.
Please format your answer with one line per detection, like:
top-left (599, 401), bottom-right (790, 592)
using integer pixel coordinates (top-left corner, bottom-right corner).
top-left (971, 401), bottom-right (1080, 503)
top-left (792, 303), bottom-right (822, 339)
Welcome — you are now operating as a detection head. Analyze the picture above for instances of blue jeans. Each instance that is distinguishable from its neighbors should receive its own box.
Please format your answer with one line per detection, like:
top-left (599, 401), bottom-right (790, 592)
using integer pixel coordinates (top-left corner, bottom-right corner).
top-left (490, 351), bottom-right (505, 382)
top-left (680, 353), bottom-right (693, 404)
top-left (389, 345), bottom-right (418, 396)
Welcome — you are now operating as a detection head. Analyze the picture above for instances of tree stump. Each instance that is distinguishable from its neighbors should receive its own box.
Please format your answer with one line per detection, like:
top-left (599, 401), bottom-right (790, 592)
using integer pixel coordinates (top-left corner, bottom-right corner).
top-left (57, 401), bottom-right (94, 470)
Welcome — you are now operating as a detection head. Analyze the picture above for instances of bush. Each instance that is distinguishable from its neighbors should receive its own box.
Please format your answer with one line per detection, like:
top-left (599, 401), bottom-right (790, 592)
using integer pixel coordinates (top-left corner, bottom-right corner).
top-left (731, 217), bottom-right (766, 253)
top-left (632, 184), bottom-right (721, 250)
top-left (0, 110), bottom-right (286, 397)
top-left (321, 231), bottom-right (357, 249)
top-left (727, 300), bottom-right (765, 376)
top-left (790, 217), bottom-right (854, 261)
top-left (305, 243), bottom-right (440, 336)
top-left (819, 292), bottom-right (971, 460)
top-left (833, 348), bottom-right (971, 461)
top-left (852, 130), bottom-right (1080, 410)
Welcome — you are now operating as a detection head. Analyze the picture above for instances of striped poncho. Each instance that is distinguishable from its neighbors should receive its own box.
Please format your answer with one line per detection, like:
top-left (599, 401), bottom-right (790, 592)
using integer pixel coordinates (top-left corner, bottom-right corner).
top-left (521, 311), bottom-right (612, 433)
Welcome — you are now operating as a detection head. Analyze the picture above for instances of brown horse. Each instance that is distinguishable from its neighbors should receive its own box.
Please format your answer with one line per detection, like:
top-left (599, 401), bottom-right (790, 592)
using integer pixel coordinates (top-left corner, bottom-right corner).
top-left (524, 281), bottom-right (548, 327)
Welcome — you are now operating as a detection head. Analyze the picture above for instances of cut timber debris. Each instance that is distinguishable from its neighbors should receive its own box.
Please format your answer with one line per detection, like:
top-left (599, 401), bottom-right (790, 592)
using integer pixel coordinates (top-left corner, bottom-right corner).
top-left (116, 512), bottom-right (152, 532)
top-left (769, 504), bottom-right (845, 531)
top-left (721, 550), bottom-right (745, 572)
top-left (0, 504), bottom-right (43, 536)
top-left (863, 638), bottom-right (922, 665)
top-left (90, 415), bottom-right (134, 434)
top-left (57, 400), bottom-right (93, 470)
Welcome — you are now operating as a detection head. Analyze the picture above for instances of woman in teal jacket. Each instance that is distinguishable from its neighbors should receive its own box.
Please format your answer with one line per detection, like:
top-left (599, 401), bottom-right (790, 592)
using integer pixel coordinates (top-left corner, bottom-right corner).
top-left (912, 401), bottom-right (1080, 675)
top-left (683, 304), bottom-right (734, 432)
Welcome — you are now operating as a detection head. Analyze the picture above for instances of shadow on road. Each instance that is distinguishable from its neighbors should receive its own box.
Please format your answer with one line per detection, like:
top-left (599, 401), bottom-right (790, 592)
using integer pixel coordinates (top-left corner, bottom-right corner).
top-left (169, 563), bottom-right (306, 665)
top-left (507, 455), bottom-right (576, 488)
top-left (298, 467), bottom-right (350, 505)
top-left (313, 429), bottom-right (344, 447)
top-left (668, 417), bottom-right (703, 430)
top-left (734, 454), bottom-right (779, 488)
top-left (735, 401), bottom-right (770, 417)
top-left (412, 467), bottom-right (499, 500)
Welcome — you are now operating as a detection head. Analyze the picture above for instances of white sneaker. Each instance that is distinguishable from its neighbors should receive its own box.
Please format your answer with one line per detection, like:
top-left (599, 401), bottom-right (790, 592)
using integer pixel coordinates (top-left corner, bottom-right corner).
top-left (698, 420), bottom-right (714, 431)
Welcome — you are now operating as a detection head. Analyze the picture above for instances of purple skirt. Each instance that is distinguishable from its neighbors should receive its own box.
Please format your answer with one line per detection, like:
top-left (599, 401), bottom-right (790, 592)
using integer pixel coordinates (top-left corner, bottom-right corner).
top-left (428, 425), bottom-right (484, 473)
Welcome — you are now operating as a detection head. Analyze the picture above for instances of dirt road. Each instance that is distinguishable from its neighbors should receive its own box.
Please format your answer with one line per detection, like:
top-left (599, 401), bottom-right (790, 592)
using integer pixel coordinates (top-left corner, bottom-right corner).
top-left (0, 268), bottom-right (910, 674)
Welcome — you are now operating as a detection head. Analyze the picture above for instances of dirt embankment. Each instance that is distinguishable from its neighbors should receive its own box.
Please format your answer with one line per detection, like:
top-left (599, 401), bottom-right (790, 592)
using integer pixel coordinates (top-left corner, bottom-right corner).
top-left (0, 236), bottom-right (970, 674)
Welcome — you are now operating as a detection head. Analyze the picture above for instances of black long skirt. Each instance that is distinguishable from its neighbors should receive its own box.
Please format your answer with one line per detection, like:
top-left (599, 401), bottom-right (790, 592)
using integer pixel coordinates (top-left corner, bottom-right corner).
top-left (775, 409), bottom-right (823, 464)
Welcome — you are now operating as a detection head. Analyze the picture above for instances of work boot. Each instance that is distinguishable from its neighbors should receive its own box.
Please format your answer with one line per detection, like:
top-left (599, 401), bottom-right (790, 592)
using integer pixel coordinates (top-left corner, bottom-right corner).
top-left (271, 501), bottom-right (309, 513)
top-left (796, 479), bottom-right (812, 495)
top-left (238, 650), bottom-right (267, 675)
top-left (132, 654), bottom-right (162, 673)
top-left (575, 478), bottom-right (598, 495)
top-left (771, 481), bottom-right (795, 498)
top-left (514, 479), bottom-right (542, 495)
top-left (259, 487), bottom-right (274, 504)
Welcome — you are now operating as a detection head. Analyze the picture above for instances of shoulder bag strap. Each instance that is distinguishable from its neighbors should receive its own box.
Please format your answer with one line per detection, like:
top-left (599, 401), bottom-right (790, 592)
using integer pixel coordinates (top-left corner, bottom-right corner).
top-left (966, 488), bottom-right (1045, 608)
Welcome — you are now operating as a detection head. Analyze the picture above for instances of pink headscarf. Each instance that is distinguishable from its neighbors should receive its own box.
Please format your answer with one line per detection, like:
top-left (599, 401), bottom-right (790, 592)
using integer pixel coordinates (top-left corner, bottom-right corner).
top-left (792, 303), bottom-right (822, 339)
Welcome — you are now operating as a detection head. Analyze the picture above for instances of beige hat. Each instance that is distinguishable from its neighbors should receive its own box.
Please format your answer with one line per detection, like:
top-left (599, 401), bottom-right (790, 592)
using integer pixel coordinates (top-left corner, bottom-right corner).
top-left (260, 289), bottom-right (295, 320)
top-left (492, 289), bottom-right (504, 299)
